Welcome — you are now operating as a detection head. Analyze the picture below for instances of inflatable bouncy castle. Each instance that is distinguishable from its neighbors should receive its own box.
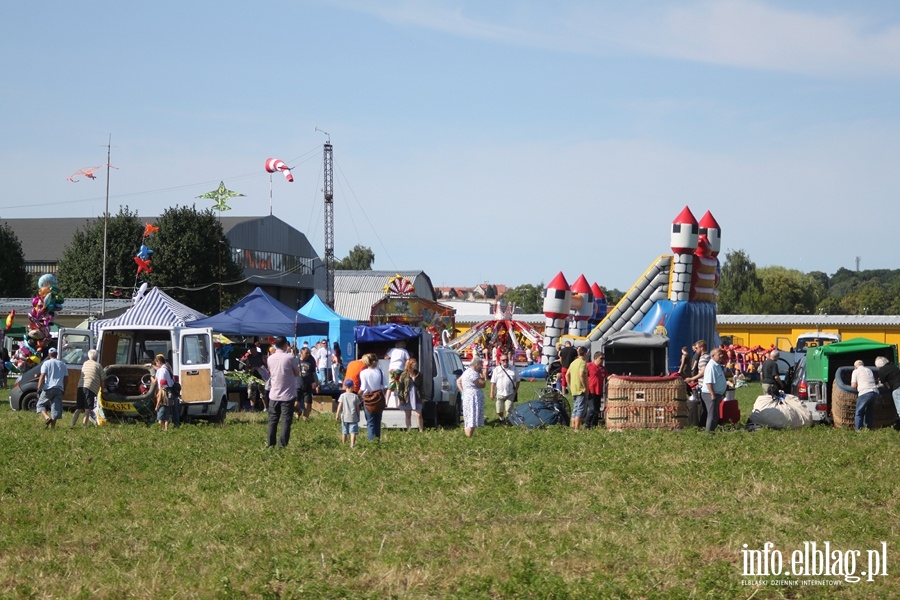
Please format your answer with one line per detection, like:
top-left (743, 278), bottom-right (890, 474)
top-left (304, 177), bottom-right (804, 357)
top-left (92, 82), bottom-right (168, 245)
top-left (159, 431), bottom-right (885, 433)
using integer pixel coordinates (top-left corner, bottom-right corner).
top-left (541, 206), bottom-right (721, 374)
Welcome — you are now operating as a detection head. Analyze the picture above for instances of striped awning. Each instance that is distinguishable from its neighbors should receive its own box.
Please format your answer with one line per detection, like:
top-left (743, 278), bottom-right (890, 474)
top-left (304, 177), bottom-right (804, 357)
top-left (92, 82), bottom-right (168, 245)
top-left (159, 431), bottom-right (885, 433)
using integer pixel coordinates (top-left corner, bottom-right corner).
top-left (89, 287), bottom-right (206, 334)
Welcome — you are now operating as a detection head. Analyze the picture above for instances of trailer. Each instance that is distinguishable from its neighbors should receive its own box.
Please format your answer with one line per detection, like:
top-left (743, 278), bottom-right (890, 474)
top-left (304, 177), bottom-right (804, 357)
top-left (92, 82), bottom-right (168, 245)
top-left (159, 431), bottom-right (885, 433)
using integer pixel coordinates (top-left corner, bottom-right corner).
top-left (804, 338), bottom-right (897, 423)
top-left (354, 324), bottom-right (462, 428)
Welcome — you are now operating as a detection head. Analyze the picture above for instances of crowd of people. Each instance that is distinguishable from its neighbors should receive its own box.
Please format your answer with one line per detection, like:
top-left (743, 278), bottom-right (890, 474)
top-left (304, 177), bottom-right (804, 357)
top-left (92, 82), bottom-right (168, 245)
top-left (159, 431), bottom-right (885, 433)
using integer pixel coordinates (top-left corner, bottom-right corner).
top-left (232, 338), bottom-right (427, 447)
top-left (455, 340), bottom-right (610, 436)
top-left (20, 330), bottom-right (900, 440)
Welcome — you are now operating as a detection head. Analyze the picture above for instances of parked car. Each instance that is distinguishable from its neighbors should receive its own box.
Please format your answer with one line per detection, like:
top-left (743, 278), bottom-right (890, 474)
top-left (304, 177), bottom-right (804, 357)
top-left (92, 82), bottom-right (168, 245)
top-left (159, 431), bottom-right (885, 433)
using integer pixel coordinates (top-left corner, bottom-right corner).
top-left (433, 345), bottom-right (463, 423)
top-left (9, 331), bottom-right (93, 413)
top-left (90, 324), bottom-right (227, 424)
top-left (9, 363), bottom-right (46, 412)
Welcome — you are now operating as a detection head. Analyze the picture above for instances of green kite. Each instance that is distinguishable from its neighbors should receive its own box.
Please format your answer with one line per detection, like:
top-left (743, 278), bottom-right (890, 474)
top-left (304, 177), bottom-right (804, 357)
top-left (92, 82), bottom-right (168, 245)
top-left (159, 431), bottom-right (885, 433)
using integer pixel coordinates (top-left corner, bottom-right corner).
top-left (197, 181), bottom-right (245, 211)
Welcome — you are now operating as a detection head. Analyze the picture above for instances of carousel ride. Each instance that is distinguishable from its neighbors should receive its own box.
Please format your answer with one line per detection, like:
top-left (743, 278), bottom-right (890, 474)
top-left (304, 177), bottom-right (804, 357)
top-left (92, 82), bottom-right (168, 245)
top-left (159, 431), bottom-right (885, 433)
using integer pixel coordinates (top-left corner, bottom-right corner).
top-left (446, 305), bottom-right (543, 367)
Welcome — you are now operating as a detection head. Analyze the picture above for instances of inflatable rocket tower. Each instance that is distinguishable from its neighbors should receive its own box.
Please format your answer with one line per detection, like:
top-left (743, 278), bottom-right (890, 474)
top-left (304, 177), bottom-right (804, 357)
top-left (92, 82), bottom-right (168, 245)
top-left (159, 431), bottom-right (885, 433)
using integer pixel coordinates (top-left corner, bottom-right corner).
top-left (540, 272), bottom-right (597, 364)
top-left (540, 272), bottom-right (571, 365)
top-left (669, 206), bottom-right (698, 303)
top-left (542, 206), bottom-right (721, 374)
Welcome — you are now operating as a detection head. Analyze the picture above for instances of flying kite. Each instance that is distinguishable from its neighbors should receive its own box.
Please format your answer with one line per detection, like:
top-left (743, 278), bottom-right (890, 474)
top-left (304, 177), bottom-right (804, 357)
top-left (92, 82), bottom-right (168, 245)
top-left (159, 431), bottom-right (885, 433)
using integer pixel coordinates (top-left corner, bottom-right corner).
top-left (67, 166), bottom-right (100, 182)
top-left (265, 158), bottom-right (294, 182)
top-left (197, 181), bottom-right (245, 211)
top-left (67, 163), bottom-right (117, 182)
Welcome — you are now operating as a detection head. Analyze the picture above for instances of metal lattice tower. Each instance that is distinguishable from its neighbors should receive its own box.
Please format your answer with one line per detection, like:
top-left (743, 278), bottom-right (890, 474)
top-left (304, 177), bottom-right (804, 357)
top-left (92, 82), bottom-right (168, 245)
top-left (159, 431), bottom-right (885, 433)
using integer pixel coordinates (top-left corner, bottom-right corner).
top-left (323, 141), bottom-right (335, 307)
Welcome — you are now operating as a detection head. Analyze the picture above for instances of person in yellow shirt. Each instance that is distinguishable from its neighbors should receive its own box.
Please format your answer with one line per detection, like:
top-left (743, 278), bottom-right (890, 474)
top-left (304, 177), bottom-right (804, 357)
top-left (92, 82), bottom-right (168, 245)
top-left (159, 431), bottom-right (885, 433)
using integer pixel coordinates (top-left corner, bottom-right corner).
top-left (565, 346), bottom-right (590, 430)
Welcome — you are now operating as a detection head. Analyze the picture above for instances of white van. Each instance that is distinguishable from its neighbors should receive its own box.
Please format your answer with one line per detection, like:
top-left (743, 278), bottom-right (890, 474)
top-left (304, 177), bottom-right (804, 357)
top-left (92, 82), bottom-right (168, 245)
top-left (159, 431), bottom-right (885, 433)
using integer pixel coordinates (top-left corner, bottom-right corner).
top-left (59, 325), bottom-right (227, 424)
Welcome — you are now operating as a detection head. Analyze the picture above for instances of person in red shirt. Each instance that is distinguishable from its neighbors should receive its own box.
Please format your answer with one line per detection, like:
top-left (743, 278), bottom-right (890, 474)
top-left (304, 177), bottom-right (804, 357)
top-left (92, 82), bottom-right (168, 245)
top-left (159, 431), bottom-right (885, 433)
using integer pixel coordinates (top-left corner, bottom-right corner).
top-left (585, 351), bottom-right (608, 429)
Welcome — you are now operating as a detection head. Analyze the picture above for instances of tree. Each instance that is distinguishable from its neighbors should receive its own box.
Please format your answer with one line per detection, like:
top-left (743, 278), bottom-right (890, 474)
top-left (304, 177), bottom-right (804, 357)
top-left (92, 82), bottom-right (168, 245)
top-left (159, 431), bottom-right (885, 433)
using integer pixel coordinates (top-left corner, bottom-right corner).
top-left (755, 266), bottom-right (822, 314)
top-left (0, 222), bottom-right (31, 297)
top-left (808, 271), bottom-right (829, 292)
top-left (151, 206), bottom-right (243, 315)
top-left (503, 283), bottom-right (545, 314)
top-left (887, 281), bottom-right (900, 315)
top-left (717, 249), bottom-right (763, 314)
top-left (57, 207), bottom-right (144, 298)
top-left (485, 285), bottom-right (497, 299)
top-left (600, 286), bottom-right (624, 307)
top-left (335, 245), bottom-right (375, 270)
top-left (816, 296), bottom-right (844, 315)
top-left (839, 280), bottom-right (889, 315)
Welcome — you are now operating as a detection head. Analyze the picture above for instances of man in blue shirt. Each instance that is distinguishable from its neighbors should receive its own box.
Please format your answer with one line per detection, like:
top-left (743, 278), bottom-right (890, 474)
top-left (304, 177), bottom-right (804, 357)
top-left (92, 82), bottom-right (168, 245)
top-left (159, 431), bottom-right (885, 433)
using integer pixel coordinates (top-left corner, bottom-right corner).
top-left (701, 348), bottom-right (728, 433)
top-left (36, 347), bottom-right (68, 429)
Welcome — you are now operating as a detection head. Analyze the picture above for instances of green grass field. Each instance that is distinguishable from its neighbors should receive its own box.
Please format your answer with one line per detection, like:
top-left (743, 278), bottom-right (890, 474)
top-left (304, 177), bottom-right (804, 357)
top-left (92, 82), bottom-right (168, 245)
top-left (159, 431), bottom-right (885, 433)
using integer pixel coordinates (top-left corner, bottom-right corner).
top-left (1, 381), bottom-right (898, 599)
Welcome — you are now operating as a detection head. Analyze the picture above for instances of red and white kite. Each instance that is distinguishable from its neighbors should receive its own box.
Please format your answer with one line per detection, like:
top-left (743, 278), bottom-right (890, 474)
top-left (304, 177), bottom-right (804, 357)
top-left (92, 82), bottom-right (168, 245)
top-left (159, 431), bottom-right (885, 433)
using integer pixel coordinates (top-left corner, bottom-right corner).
top-left (67, 163), bottom-right (116, 182)
top-left (67, 166), bottom-right (101, 182)
top-left (265, 158), bottom-right (293, 182)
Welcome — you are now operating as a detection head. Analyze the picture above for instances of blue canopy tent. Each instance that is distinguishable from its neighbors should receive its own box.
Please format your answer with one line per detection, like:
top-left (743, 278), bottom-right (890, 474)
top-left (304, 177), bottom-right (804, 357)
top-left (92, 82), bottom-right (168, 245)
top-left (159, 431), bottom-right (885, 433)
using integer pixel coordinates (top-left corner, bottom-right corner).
top-left (355, 324), bottom-right (422, 343)
top-left (187, 287), bottom-right (328, 338)
top-left (296, 295), bottom-right (357, 359)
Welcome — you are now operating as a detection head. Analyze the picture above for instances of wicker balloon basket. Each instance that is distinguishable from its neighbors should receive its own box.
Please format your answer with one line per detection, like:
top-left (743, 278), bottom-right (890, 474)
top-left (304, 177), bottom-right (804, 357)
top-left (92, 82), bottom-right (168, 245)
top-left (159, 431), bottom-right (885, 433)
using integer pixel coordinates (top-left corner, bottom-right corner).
top-left (606, 374), bottom-right (688, 431)
top-left (831, 367), bottom-right (898, 429)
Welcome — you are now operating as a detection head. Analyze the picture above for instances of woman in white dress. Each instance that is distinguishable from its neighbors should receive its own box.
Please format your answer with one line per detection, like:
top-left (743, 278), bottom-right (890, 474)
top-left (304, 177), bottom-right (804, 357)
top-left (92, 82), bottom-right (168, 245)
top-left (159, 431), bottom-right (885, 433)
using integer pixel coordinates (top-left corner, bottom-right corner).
top-left (456, 356), bottom-right (487, 437)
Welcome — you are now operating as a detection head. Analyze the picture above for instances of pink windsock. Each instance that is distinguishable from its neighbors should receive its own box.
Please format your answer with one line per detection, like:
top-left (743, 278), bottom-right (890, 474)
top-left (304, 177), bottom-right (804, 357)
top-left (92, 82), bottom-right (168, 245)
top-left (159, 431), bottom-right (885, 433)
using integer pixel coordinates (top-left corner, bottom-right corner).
top-left (265, 158), bottom-right (294, 182)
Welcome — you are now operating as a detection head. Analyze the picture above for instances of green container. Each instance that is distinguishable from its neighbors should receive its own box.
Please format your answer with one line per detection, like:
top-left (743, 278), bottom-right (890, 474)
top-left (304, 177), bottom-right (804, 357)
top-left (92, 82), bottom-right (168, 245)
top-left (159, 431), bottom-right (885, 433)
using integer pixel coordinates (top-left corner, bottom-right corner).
top-left (805, 338), bottom-right (897, 384)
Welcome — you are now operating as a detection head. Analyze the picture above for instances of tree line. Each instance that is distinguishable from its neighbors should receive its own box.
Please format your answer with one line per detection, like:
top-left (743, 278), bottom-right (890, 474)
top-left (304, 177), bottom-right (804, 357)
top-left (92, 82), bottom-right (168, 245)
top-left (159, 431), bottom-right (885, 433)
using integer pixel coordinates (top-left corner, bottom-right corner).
top-left (718, 249), bottom-right (900, 315)
top-left (1, 216), bottom-right (892, 316)
top-left (0, 208), bottom-right (375, 316)
top-left (499, 250), bottom-right (900, 316)
top-left (57, 207), bottom-right (241, 315)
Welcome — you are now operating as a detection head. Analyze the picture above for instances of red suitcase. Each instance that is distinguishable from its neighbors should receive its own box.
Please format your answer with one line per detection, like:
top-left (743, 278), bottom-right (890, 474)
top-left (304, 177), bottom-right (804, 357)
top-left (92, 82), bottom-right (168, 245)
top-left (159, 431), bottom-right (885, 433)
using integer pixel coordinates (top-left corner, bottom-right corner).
top-left (719, 399), bottom-right (740, 425)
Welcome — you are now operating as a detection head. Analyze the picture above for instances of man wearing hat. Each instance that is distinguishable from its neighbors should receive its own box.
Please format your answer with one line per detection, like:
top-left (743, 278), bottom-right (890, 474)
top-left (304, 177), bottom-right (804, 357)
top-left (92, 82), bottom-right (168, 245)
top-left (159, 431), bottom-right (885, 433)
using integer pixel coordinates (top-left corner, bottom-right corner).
top-left (36, 346), bottom-right (67, 428)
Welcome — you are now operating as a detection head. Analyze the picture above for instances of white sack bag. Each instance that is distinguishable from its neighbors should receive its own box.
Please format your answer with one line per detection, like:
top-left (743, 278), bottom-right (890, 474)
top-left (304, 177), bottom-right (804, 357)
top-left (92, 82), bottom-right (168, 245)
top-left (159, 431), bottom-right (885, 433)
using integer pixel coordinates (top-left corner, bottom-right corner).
top-left (749, 393), bottom-right (812, 430)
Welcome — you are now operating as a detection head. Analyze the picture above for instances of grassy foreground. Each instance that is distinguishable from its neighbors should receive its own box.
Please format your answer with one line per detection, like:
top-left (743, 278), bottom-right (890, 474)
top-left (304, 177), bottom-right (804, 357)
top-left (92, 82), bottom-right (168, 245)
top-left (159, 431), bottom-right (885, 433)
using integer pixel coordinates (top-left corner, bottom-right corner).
top-left (1, 382), bottom-right (898, 599)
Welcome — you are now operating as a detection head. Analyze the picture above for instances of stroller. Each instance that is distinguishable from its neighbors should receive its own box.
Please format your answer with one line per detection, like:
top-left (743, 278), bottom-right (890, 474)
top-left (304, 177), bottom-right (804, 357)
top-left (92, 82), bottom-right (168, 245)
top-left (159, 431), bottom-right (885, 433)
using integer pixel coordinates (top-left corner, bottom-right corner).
top-left (546, 358), bottom-right (562, 389)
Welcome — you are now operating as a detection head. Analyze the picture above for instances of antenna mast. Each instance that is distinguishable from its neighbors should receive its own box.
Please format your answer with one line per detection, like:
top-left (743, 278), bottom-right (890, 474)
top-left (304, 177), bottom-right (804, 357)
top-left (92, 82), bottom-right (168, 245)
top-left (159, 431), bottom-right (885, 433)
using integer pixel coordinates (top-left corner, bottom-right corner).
top-left (318, 128), bottom-right (335, 307)
top-left (101, 134), bottom-right (111, 316)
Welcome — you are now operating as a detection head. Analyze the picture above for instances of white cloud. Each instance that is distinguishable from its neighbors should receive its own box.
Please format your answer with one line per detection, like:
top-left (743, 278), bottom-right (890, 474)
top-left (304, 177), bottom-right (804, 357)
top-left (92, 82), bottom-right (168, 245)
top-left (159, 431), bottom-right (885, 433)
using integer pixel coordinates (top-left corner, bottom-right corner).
top-left (626, 0), bottom-right (900, 77)
top-left (335, 0), bottom-right (900, 78)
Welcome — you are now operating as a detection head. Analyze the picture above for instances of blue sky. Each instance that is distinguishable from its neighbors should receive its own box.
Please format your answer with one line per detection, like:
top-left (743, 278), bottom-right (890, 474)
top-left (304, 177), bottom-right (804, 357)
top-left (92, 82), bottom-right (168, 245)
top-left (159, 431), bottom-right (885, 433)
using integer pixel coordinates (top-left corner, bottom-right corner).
top-left (3, 1), bottom-right (900, 292)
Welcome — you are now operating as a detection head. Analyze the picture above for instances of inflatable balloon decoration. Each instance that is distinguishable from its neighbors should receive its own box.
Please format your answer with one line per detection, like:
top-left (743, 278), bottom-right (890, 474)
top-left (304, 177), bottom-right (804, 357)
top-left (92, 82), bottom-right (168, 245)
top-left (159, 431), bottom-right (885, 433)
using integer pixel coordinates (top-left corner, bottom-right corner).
top-left (12, 345), bottom-right (33, 371)
top-left (133, 282), bottom-right (149, 305)
top-left (134, 223), bottom-right (157, 279)
top-left (136, 244), bottom-right (153, 260)
top-left (134, 256), bottom-right (152, 275)
top-left (265, 158), bottom-right (294, 182)
top-left (27, 274), bottom-right (65, 341)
